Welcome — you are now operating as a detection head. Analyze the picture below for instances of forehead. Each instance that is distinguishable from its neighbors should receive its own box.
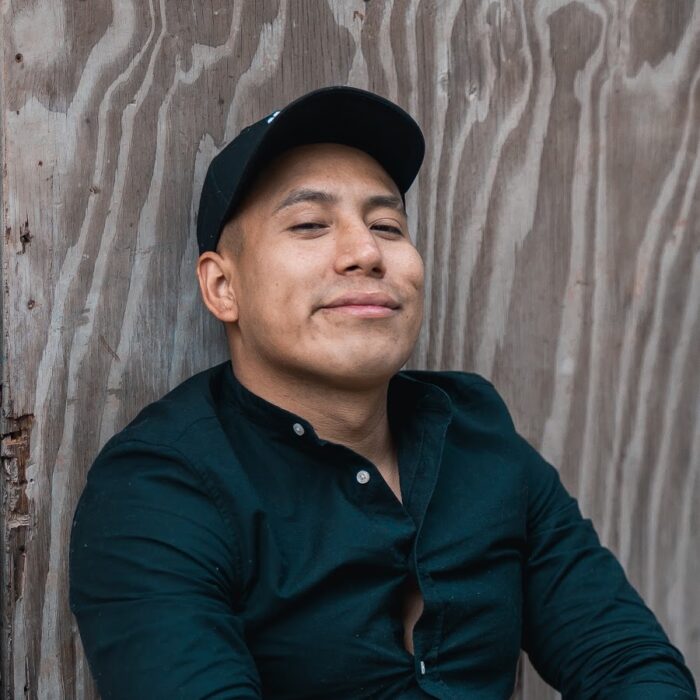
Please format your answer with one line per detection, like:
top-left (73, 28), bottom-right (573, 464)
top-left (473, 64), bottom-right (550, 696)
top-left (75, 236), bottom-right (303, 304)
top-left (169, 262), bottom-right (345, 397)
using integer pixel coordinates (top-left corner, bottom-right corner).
top-left (250, 143), bottom-right (401, 201)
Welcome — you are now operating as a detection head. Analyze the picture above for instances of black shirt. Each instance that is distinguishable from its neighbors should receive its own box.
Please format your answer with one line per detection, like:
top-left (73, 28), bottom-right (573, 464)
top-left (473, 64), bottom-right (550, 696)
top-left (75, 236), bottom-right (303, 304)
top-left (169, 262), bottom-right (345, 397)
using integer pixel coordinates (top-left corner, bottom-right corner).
top-left (69, 361), bottom-right (697, 699)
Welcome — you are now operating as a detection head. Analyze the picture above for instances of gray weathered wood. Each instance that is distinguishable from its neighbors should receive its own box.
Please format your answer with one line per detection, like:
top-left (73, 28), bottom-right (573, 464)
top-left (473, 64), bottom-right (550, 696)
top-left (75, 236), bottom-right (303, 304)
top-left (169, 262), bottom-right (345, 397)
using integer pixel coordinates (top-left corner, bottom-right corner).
top-left (1, 1), bottom-right (698, 698)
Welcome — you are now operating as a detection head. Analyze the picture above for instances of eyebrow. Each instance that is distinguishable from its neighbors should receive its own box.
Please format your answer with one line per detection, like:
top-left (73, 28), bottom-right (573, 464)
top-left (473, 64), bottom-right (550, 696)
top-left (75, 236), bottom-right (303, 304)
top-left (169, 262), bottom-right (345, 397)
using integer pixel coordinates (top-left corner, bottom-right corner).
top-left (366, 194), bottom-right (406, 216)
top-left (273, 188), bottom-right (337, 213)
top-left (272, 188), bottom-right (406, 216)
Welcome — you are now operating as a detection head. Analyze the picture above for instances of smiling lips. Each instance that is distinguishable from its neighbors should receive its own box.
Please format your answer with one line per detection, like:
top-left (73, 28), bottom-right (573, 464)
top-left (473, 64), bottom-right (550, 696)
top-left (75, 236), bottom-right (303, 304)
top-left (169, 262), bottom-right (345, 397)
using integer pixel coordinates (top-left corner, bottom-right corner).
top-left (320, 292), bottom-right (400, 318)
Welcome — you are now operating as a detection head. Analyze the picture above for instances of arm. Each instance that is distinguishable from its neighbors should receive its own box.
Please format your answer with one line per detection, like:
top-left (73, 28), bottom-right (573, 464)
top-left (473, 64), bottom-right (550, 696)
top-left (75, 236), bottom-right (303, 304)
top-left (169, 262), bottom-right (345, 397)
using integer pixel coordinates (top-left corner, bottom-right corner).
top-left (69, 438), bottom-right (262, 700)
top-left (519, 436), bottom-right (697, 699)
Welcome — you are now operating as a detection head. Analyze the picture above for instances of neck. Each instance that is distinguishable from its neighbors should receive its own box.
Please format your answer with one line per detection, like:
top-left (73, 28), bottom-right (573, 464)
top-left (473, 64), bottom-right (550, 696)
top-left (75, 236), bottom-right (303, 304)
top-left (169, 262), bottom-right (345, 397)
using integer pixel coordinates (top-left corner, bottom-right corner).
top-left (231, 359), bottom-right (397, 470)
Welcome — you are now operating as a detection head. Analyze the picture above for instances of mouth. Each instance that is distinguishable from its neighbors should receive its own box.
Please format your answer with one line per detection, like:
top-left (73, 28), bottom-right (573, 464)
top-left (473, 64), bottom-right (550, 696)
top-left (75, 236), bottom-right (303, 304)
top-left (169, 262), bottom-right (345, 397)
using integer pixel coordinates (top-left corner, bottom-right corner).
top-left (319, 292), bottom-right (401, 318)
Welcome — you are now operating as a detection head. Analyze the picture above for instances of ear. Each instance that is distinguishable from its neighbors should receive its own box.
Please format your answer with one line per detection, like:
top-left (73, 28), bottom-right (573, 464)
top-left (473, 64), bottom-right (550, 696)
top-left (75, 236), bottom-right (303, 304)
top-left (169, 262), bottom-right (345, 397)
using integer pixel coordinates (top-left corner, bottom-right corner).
top-left (196, 251), bottom-right (239, 323)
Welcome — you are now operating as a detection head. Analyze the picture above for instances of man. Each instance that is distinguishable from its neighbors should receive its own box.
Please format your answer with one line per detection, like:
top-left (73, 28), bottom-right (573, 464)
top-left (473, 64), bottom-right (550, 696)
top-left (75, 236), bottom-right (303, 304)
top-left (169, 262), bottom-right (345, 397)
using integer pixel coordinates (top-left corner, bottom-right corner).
top-left (69, 86), bottom-right (697, 699)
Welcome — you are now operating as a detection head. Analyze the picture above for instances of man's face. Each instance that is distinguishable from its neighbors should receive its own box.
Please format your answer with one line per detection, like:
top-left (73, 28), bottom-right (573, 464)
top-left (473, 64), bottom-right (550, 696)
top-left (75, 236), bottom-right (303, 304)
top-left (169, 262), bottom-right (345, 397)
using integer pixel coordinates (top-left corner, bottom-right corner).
top-left (223, 142), bottom-right (425, 390)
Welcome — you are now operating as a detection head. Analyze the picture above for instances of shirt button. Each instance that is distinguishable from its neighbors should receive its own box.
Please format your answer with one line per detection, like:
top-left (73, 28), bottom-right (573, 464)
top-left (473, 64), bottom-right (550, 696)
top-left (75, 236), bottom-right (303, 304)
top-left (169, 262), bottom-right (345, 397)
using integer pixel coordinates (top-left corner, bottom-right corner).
top-left (356, 469), bottom-right (370, 484)
top-left (419, 660), bottom-right (426, 675)
top-left (292, 422), bottom-right (305, 436)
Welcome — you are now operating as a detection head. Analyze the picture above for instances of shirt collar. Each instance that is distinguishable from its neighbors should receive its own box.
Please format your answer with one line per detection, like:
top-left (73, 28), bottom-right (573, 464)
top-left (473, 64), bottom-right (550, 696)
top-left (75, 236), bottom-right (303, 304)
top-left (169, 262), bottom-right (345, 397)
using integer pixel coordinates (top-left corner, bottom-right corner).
top-left (217, 360), bottom-right (452, 444)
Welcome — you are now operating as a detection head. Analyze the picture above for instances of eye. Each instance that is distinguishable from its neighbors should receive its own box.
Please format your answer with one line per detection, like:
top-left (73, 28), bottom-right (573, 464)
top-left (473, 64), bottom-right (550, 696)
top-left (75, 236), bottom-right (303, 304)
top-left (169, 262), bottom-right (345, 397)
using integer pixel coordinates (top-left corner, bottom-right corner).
top-left (371, 222), bottom-right (404, 236)
top-left (290, 222), bottom-right (326, 230)
top-left (289, 222), bottom-right (328, 235)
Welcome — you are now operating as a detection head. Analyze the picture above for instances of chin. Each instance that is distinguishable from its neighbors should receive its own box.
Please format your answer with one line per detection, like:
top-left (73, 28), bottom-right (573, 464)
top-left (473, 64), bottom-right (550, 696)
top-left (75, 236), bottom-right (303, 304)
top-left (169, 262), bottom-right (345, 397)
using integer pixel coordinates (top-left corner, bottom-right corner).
top-left (318, 352), bottom-right (409, 389)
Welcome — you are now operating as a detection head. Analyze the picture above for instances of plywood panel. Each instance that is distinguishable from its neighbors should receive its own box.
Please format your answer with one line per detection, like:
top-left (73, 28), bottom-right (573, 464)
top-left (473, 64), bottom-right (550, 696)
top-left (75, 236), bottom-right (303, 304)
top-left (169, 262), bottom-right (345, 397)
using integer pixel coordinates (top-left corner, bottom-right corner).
top-left (1, 1), bottom-right (698, 698)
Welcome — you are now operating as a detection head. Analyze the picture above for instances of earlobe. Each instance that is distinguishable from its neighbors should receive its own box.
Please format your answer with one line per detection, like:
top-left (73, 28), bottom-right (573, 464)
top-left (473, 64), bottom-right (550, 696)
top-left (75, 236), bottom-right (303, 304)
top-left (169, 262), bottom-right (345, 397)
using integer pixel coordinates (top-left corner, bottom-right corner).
top-left (196, 252), bottom-right (239, 323)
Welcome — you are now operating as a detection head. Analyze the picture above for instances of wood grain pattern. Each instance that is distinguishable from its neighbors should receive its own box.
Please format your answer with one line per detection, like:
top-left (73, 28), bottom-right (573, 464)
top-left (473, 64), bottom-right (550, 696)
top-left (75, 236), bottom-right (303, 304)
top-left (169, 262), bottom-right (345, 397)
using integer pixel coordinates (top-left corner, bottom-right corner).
top-left (1, 1), bottom-right (698, 698)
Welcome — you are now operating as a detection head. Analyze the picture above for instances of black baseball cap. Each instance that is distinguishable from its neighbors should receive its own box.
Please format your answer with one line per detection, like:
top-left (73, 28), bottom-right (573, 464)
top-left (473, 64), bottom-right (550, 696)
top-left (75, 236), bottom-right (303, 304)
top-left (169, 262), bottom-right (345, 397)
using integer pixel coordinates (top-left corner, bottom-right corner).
top-left (196, 85), bottom-right (425, 254)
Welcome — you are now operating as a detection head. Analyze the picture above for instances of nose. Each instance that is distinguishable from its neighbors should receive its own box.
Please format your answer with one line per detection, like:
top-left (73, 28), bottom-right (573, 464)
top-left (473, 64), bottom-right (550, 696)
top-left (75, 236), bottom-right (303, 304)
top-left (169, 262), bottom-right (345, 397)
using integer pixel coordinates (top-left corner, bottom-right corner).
top-left (333, 217), bottom-right (385, 278)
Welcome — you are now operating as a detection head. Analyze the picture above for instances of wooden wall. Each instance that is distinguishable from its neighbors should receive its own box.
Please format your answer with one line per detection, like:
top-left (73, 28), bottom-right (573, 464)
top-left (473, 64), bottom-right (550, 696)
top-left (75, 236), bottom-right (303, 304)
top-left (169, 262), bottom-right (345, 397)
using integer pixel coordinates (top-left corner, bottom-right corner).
top-left (2, 1), bottom-right (698, 697)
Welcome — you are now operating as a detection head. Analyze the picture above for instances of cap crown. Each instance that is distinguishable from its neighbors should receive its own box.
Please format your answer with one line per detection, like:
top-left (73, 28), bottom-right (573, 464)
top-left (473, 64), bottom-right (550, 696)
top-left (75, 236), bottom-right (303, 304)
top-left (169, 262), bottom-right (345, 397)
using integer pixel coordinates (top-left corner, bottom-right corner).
top-left (196, 86), bottom-right (425, 254)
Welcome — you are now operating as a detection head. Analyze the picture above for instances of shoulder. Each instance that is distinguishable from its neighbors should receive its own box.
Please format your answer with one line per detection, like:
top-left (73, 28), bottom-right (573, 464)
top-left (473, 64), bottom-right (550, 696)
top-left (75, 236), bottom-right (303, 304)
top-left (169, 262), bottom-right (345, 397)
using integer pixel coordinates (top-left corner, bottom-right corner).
top-left (77, 361), bottom-right (238, 533)
top-left (402, 371), bottom-right (572, 516)
top-left (98, 361), bottom-right (230, 459)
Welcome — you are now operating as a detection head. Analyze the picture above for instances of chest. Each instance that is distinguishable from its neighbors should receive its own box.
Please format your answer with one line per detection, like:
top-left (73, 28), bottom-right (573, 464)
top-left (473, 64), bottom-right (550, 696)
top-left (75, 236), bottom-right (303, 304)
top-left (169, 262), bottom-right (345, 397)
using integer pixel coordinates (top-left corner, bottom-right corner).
top-left (225, 441), bottom-right (527, 699)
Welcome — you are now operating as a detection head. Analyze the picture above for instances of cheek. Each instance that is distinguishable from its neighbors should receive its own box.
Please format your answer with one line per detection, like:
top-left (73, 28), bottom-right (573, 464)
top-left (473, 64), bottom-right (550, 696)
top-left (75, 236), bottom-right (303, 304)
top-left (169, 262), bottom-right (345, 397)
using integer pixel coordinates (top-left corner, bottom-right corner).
top-left (399, 247), bottom-right (425, 294)
top-left (245, 250), bottom-right (318, 320)
top-left (399, 250), bottom-right (425, 333)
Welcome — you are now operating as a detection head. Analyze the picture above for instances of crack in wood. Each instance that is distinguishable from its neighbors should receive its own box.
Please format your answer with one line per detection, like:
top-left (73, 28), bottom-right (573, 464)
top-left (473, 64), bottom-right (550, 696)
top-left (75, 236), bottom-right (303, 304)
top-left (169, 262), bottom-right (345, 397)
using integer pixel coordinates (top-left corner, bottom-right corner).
top-left (1, 402), bottom-right (34, 699)
top-left (1, 411), bottom-right (34, 605)
top-left (98, 334), bottom-right (121, 362)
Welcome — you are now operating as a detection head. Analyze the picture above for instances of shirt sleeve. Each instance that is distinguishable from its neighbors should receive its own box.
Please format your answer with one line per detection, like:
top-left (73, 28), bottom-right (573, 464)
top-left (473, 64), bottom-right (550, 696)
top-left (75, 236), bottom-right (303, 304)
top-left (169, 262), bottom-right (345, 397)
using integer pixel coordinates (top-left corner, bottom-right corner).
top-left (69, 438), bottom-right (262, 700)
top-left (519, 435), bottom-right (698, 699)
